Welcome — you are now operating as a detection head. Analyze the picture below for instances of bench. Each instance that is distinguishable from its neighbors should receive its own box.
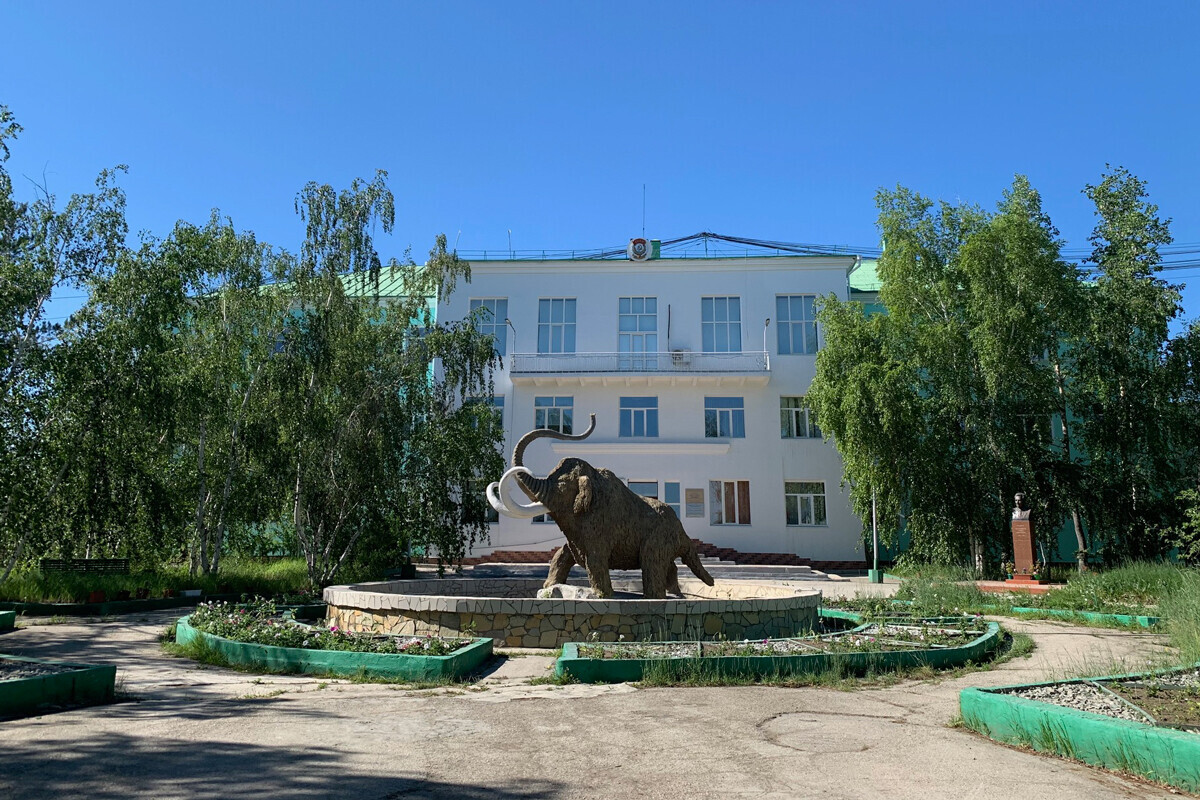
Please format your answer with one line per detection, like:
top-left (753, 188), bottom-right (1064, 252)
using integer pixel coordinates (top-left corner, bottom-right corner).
top-left (40, 558), bottom-right (131, 575)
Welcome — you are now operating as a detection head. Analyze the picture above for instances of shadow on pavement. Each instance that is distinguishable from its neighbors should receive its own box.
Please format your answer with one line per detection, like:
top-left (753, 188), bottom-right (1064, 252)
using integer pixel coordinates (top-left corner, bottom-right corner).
top-left (1, 731), bottom-right (564, 799)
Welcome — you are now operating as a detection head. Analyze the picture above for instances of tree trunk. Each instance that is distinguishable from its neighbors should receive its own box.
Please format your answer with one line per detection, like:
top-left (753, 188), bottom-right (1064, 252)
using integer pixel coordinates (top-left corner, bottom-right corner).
top-left (193, 418), bottom-right (208, 578)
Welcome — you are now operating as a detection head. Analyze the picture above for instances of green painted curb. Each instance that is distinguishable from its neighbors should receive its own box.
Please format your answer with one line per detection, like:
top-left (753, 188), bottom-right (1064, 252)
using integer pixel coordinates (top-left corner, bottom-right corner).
top-left (1005, 607), bottom-right (1161, 628)
top-left (175, 616), bottom-right (492, 680)
top-left (0, 610), bottom-right (14, 631)
top-left (555, 611), bottom-right (1001, 683)
top-left (960, 672), bottom-right (1200, 793)
top-left (889, 599), bottom-right (1161, 628)
top-left (0, 654), bottom-right (116, 718)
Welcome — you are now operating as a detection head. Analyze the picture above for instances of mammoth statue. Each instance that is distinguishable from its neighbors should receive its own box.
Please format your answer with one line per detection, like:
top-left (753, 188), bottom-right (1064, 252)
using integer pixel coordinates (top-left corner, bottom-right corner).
top-left (486, 414), bottom-right (715, 599)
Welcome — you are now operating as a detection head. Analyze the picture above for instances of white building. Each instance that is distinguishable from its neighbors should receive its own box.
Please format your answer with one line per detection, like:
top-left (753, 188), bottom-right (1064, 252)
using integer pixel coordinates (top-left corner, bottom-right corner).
top-left (439, 250), bottom-right (871, 568)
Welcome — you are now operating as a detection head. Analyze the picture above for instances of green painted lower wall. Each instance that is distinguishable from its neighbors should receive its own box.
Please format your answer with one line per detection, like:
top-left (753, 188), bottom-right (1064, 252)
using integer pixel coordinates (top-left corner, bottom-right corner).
top-left (0, 656), bottom-right (116, 718)
top-left (961, 681), bottom-right (1200, 792)
top-left (175, 616), bottom-right (492, 680)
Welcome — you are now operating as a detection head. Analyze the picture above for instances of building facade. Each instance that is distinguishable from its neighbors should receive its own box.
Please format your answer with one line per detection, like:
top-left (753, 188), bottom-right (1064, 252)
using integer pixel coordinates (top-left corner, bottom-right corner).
top-left (438, 253), bottom-right (872, 566)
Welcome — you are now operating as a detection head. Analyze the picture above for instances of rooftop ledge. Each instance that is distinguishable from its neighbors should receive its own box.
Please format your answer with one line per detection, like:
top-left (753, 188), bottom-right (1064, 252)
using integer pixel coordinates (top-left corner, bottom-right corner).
top-left (508, 351), bottom-right (770, 388)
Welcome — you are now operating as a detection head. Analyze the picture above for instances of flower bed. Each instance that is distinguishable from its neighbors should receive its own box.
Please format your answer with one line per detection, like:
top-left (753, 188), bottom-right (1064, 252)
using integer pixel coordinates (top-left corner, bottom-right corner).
top-left (960, 666), bottom-right (1200, 793)
top-left (176, 601), bottom-right (493, 680)
top-left (556, 611), bottom-right (1002, 683)
top-left (579, 617), bottom-right (986, 660)
top-left (0, 655), bottom-right (116, 718)
top-left (189, 600), bottom-right (468, 655)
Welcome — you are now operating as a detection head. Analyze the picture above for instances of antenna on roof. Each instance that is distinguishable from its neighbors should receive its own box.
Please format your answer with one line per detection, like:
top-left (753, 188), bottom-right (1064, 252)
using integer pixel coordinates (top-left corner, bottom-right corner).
top-left (508, 230), bottom-right (512, 259)
top-left (642, 184), bottom-right (646, 238)
top-left (454, 230), bottom-right (462, 251)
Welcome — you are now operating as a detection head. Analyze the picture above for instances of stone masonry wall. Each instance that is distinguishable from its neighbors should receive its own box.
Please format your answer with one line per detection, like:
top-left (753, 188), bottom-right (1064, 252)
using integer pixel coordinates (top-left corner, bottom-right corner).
top-left (324, 578), bottom-right (821, 648)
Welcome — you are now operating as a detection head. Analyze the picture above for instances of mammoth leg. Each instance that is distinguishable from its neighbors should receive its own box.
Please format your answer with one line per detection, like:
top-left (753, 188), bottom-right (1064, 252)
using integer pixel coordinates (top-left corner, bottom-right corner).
top-left (666, 561), bottom-right (682, 595)
top-left (640, 542), bottom-right (671, 600)
top-left (585, 550), bottom-right (613, 598)
top-left (544, 546), bottom-right (576, 589)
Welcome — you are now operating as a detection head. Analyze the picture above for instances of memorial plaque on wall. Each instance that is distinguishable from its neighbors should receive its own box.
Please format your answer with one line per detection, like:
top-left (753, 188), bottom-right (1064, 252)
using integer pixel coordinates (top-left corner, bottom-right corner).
top-left (685, 488), bottom-right (704, 517)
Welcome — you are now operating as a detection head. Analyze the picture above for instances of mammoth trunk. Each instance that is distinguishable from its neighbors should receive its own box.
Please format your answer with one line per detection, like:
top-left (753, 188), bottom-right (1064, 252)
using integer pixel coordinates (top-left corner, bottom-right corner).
top-left (511, 413), bottom-right (598, 468)
top-left (517, 473), bottom-right (550, 502)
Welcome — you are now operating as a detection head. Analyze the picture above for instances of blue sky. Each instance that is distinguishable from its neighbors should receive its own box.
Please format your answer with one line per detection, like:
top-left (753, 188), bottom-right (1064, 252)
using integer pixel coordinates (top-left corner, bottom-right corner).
top-left (3, 2), bottom-right (1198, 326)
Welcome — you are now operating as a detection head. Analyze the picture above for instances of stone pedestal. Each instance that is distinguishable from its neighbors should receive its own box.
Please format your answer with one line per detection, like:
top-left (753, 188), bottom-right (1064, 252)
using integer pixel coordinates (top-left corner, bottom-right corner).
top-left (1005, 494), bottom-right (1048, 586)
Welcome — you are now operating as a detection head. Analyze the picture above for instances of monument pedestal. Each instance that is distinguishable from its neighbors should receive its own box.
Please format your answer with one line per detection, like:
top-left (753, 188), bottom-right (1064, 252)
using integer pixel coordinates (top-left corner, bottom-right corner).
top-left (1004, 575), bottom-right (1049, 587)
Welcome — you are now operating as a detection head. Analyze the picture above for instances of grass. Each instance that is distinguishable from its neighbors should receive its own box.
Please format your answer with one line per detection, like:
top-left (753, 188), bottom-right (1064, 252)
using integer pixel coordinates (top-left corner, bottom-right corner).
top-left (634, 629), bottom-right (1034, 689)
top-left (1160, 570), bottom-right (1200, 666)
top-left (888, 562), bottom-right (1194, 622)
top-left (0, 557), bottom-right (320, 603)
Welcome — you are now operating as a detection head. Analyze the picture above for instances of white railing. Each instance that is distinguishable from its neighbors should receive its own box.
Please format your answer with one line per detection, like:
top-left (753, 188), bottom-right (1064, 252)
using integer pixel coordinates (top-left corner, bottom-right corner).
top-left (509, 351), bottom-right (770, 375)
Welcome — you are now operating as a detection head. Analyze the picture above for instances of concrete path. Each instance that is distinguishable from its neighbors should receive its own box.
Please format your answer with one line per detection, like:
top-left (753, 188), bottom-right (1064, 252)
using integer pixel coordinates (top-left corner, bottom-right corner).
top-left (0, 610), bottom-right (1178, 800)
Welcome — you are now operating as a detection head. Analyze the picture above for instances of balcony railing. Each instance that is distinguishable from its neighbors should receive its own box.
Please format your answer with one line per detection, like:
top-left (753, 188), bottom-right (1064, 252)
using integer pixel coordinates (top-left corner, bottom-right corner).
top-left (509, 351), bottom-right (770, 375)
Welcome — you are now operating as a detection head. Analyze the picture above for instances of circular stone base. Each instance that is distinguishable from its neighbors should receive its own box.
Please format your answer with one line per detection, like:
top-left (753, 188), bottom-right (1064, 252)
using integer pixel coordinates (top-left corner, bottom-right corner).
top-left (323, 577), bottom-right (821, 648)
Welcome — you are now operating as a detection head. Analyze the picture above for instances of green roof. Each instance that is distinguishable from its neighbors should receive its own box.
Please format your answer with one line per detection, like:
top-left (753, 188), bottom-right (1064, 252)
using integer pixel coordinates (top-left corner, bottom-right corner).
top-left (849, 258), bottom-right (880, 293)
top-left (338, 265), bottom-right (422, 298)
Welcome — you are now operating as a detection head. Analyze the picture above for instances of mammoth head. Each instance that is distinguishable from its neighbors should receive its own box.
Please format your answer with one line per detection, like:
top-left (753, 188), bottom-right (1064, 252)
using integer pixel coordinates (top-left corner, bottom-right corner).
top-left (519, 458), bottom-right (596, 518)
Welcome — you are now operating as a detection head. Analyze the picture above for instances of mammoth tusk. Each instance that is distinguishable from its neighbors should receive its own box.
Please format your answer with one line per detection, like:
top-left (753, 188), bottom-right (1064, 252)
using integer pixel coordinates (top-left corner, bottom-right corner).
top-left (486, 481), bottom-right (513, 516)
top-left (487, 467), bottom-right (550, 519)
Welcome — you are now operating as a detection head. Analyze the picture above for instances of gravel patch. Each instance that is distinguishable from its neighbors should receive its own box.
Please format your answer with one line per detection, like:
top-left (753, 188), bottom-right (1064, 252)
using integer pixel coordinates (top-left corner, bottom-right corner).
top-left (1006, 682), bottom-right (1151, 723)
top-left (0, 658), bottom-right (83, 681)
top-left (1123, 667), bottom-right (1200, 689)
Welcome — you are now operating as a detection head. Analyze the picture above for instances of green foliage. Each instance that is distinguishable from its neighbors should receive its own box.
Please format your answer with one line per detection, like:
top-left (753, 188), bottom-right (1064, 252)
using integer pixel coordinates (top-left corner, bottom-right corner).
top-left (810, 176), bottom-right (1082, 569)
top-left (0, 557), bottom-right (314, 602)
top-left (1172, 489), bottom-right (1200, 566)
top-left (0, 108), bottom-right (502, 587)
top-left (810, 170), bottom-right (1196, 569)
top-left (0, 106), bottom-right (135, 581)
top-left (1074, 168), bottom-right (1195, 561)
top-left (271, 179), bottom-right (503, 584)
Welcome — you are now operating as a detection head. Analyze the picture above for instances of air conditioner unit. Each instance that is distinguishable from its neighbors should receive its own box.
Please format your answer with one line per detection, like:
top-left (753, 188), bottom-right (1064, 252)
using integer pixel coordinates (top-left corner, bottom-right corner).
top-left (628, 237), bottom-right (650, 261)
top-left (671, 349), bottom-right (692, 367)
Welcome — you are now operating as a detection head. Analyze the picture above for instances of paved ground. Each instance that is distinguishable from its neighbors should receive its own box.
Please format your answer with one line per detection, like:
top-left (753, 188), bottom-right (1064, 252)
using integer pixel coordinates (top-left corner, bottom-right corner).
top-left (0, 601), bottom-right (1180, 800)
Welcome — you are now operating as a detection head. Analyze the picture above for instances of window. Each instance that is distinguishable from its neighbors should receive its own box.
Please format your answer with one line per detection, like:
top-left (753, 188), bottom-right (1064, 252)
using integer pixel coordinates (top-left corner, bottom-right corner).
top-left (532, 513), bottom-right (554, 524)
top-left (704, 396), bottom-right (745, 438)
top-left (620, 397), bottom-right (659, 438)
top-left (701, 296), bottom-right (742, 352)
top-left (709, 480), bottom-right (751, 525)
top-left (467, 395), bottom-right (504, 429)
top-left (785, 481), bottom-right (827, 526)
top-left (665, 482), bottom-right (681, 518)
top-left (469, 298), bottom-right (508, 356)
top-left (628, 481), bottom-right (658, 499)
top-left (619, 296), bottom-right (658, 369)
top-left (534, 396), bottom-right (573, 434)
top-left (776, 295), bottom-right (818, 354)
top-left (780, 397), bottom-right (821, 439)
top-left (537, 298), bottom-right (576, 354)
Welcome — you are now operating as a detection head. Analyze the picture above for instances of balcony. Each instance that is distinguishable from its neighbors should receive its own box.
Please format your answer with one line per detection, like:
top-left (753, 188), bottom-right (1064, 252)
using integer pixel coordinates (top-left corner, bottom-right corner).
top-left (508, 351), bottom-right (770, 387)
